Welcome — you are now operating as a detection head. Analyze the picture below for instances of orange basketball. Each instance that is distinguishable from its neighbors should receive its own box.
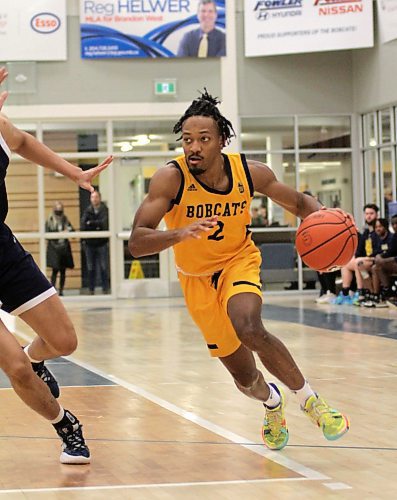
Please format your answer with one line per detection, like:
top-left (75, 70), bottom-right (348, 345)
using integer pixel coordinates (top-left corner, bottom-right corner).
top-left (295, 209), bottom-right (358, 272)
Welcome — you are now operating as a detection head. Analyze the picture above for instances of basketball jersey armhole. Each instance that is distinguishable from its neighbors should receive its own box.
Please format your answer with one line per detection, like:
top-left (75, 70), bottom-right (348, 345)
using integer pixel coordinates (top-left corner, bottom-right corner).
top-left (166, 161), bottom-right (185, 212)
top-left (240, 154), bottom-right (254, 197)
top-left (0, 132), bottom-right (11, 158)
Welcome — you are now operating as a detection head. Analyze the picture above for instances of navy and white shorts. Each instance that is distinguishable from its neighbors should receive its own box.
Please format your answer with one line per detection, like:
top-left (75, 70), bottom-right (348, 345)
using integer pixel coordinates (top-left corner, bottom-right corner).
top-left (0, 223), bottom-right (56, 315)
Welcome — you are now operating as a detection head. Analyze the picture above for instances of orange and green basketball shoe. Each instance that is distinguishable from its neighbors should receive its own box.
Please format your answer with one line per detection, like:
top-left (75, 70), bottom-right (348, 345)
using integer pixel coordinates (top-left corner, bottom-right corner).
top-left (262, 383), bottom-right (289, 450)
top-left (302, 394), bottom-right (349, 441)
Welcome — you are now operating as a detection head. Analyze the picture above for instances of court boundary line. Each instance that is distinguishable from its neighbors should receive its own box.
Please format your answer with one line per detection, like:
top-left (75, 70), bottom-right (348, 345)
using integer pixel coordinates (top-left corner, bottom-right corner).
top-left (14, 328), bottom-right (330, 485)
top-left (0, 477), bottom-right (312, 495)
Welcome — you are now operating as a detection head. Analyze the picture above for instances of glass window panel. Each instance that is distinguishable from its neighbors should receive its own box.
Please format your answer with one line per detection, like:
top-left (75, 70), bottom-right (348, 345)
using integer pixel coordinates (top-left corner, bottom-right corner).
top-left (380, 148), bottom-right (394, 217)
top-left (7, 159), bottom-right (39, 232)
top-left (241, 117), bottom-right (294, 150)
top-left (249, 153), bottom-right (297, 227)
top-left (299, 152), bottom-right (352, 213)
top-left (113, 156), bottom-right (169, 232)
top-left (113, 120), bottom-right (178, 154)
top-left (363, 113), bottom-right (377, 148)
top-left (379, 109), bottom-right (392, 145)
top-left (44, 236), bottom-right (110, 296)
top-left (298, 116), bottom-right (351, 149)
top-left (42, 122), bottom-right (107, 153)
top-left (43, 157), bottom-right (109, 231)
top-left (363, 150), bottom-right (379, 207)
top-left (395, 107), bottom-right (397, 142)
top-left (123, 242), bottom-right (160, 279)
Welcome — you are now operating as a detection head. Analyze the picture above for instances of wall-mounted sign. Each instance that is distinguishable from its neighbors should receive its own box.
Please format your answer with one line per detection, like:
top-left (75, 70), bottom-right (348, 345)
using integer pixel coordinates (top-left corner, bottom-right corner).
top-left (0, 0), bottom-right (66, 61)
top-left (80, 0), bottom-right (226, 59)
top-left (244, 0), bottom-right (373, 57)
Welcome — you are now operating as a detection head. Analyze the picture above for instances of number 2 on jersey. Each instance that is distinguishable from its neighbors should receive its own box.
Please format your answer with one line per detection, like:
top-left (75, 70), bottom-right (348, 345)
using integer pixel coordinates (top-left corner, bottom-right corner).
top-left (208, 220), bottom-right (224, 241)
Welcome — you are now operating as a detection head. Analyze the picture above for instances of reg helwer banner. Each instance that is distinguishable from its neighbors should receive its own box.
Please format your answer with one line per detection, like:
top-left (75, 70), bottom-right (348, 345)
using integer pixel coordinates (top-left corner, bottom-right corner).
top-left (80, 0), bottom-right (226, 58)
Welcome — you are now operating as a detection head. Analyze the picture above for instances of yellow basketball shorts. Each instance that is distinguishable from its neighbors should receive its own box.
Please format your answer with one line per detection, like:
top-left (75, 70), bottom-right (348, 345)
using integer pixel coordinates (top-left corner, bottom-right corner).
top-left (178, 247), bottom-right (262, 358)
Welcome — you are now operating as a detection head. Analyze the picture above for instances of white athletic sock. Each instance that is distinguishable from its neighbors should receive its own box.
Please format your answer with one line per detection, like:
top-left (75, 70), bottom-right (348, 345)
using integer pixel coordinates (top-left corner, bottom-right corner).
top-left (264, 383), bottom-right (281, 409)
top-left (50, 406), bottom-right (65, 424)
top-left (24, 344), bottom-right (42, 364)
top-left (292, 381), bottom-right (316, 407)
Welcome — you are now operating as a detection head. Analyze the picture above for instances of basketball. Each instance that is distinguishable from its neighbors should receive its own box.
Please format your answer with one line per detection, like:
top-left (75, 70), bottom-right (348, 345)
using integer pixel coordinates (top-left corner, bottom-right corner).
top-left (295, 209), bottom-right (358, 272)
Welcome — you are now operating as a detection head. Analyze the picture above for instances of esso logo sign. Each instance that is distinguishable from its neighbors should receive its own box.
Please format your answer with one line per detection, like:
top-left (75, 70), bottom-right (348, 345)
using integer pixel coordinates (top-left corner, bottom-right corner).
top-left (30, 12), bottom-right (61, 34)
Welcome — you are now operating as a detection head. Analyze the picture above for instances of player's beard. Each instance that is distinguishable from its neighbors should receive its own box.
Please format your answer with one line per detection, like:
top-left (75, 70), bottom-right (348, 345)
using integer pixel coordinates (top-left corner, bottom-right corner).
top-left (189, 166), bottom-right (206, 176)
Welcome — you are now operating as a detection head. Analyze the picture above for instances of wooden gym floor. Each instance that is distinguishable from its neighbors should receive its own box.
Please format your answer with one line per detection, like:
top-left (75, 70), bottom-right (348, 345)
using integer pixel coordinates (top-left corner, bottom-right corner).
top-left (0, 295), bottom-right (396, 499)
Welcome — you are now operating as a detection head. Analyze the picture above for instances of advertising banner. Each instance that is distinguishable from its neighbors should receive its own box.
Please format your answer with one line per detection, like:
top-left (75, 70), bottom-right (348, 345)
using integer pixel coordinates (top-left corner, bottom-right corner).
top-left (244, 0), bottom-right (373, 57)
top-left (0, 0), bottom-right (66, 61)
top-left (80, 0), bottom-right (226, 58)
top-left (377, 0), bottom-right (397, 43)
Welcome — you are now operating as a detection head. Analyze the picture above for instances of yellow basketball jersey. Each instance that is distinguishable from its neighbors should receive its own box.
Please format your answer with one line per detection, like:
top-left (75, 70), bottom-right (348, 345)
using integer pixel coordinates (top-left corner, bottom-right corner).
top-left (164, 153), bottom-right (258, 275)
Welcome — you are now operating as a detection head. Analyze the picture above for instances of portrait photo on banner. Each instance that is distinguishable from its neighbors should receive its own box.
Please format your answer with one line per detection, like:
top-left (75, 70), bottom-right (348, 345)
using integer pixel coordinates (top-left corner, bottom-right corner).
top-left (80, 0), bottom-right (226, 59)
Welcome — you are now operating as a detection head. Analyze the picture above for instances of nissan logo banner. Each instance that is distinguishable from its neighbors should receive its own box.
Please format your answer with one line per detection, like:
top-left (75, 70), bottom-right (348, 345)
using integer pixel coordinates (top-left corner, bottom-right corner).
top-left (244, 0), bottom-right (374, 57)
top-left (0, 0), bottom-right (66, 61)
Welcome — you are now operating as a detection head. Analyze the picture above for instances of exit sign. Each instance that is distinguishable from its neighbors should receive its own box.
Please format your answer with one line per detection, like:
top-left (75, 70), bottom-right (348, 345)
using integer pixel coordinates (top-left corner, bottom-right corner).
top-left (154, 80), bottom-right (176, 96)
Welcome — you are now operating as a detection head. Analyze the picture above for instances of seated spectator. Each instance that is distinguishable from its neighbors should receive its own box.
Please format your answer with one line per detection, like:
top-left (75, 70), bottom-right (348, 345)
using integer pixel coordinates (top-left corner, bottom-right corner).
top-left (361, 218), bottom-right (394, 307)
top-left (370, 215), bottom-right (397, 308)
top-left (334, 203), bottom-right (379, 305)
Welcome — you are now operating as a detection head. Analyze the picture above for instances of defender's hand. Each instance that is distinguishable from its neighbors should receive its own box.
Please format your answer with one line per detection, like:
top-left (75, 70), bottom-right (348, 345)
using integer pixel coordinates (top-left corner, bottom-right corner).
top-left (76, 156), bottom-right (113, 192)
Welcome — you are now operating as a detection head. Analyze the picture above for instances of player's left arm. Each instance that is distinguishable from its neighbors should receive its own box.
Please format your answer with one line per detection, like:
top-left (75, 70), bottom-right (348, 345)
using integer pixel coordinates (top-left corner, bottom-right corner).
top-left (0, 112), bottom-right (112, 193)
top-left (248, 159), bottom-right (322, 219)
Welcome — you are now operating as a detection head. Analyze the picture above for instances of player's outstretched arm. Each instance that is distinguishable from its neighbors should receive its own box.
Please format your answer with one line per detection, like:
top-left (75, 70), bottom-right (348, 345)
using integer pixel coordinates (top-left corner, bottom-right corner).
top-left (0, 113), bottom-right (112, 192)
top-left (129, 166), bottom-right (217, 258)
top-left (248, 159), bottom-right (322, 219)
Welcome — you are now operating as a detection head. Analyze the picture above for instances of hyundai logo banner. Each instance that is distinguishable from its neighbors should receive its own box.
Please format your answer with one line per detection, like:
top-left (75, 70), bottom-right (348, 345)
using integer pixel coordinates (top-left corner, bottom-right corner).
top-left (244, 0), bottom-right (373, 57)
top-left (80, 0), bottom-right (226, 59)
top-left (0, 0), bottom-right (66, 61)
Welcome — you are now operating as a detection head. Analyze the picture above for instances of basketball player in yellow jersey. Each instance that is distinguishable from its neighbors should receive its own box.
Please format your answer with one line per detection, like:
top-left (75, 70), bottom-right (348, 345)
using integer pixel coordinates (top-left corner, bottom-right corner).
top-left (129, 90), bottom-right (349, 450)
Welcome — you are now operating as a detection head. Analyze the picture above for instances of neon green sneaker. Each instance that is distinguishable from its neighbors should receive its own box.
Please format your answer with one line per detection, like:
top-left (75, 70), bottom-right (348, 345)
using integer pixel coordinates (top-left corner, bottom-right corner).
top-left (302, 394), bottom-right (349, 441)
top-left (262, 383), bottom-right (289, 450)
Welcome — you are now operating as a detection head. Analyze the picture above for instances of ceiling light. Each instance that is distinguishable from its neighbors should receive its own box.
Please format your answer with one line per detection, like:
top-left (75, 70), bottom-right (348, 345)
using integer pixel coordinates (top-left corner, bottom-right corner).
top-left (132, 134), bottom-right (150, 146)
top-left (120, 142), bottom-right (133, 152)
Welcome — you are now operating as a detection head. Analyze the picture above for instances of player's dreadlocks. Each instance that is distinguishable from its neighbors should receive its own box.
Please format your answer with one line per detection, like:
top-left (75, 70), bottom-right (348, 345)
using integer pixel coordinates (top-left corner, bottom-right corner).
top-left (173, 89), bottom-right (235, 146)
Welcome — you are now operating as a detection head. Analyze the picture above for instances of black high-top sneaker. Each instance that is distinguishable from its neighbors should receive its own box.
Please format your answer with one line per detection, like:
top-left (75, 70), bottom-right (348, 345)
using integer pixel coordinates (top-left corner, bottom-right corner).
top-left (31, 360), bottom-right (60, 398)
top-left (54, 410), bottom-right (90, 464)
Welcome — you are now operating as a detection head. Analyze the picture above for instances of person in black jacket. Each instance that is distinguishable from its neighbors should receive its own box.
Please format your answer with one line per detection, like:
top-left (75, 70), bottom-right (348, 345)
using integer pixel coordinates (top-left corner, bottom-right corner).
top-left (372, 215), bottom-right (397, 307)
top-left (45, 201), bottom-right (74, 296)
top-left (81, 190), bottom-right (109, 294)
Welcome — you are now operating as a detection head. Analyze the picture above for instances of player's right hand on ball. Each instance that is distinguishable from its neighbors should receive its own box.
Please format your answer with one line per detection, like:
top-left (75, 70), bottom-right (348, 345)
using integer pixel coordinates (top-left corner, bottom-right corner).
top-left (178, 217), bottom-right (218, 241)
top-left (323, 207), bottom-right (356, 227)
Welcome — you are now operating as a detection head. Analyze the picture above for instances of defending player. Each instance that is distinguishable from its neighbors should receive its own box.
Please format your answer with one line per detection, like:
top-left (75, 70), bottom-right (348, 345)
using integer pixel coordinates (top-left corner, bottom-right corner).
top-left (0, 67), bottom-right (112, 464)
top-left (129, 90), bottom-right (349, 450)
